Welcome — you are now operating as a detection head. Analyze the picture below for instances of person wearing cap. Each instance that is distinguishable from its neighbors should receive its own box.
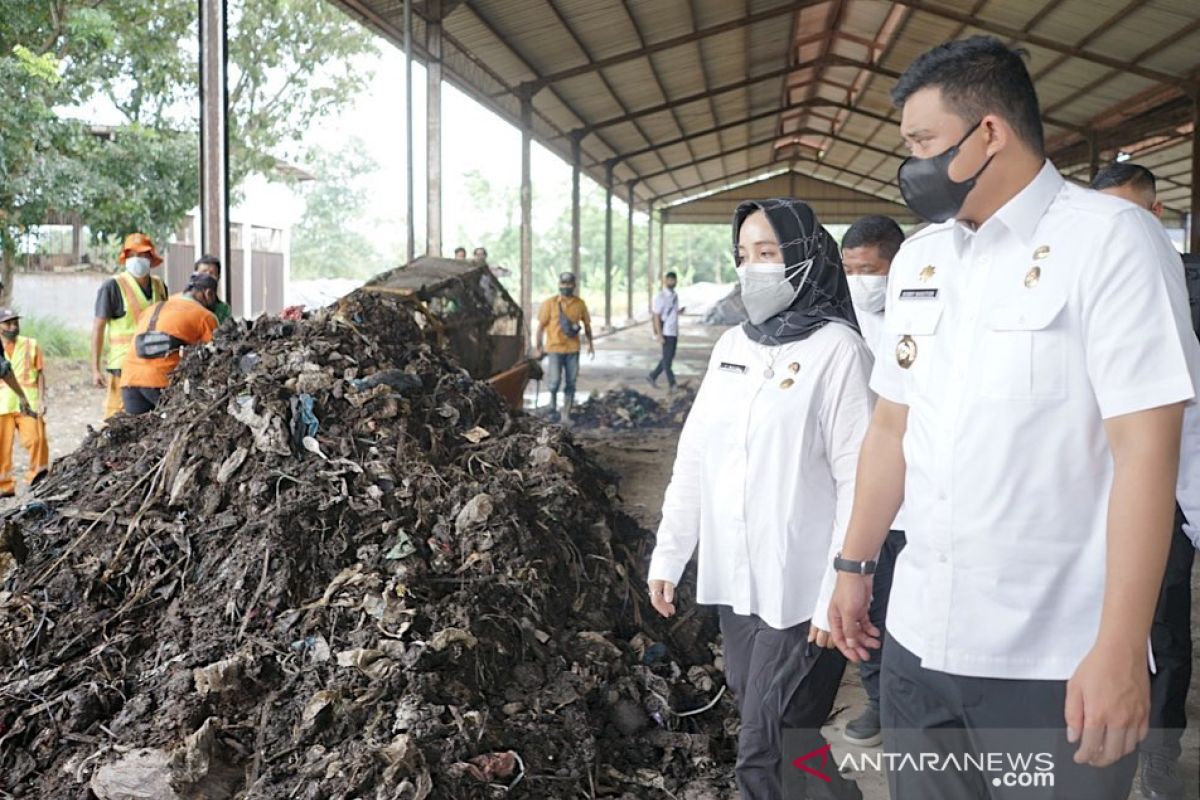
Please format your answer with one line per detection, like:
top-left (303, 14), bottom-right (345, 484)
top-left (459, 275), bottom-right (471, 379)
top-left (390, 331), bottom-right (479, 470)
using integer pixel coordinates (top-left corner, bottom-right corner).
top-left (91, 232), bottom-right (168, 418)
top-left (0, 309), bottom-right (47, 496)
top-left (534, 272), bottom-right (594, 423)
top-left (194, 254), bottom-right (232, 324)
top-left (119, 273), bottom-right (220, 415)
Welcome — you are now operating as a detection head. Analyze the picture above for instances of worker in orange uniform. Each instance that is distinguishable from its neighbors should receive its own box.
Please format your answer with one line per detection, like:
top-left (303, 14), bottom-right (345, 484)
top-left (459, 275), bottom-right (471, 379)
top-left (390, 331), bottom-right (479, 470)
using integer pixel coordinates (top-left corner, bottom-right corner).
top-left (91, 232), bottom-right (168, 418)
top-left (0, 309), bottom-right (47, 496)
top-left (120, 272), bottom-right (220, 415)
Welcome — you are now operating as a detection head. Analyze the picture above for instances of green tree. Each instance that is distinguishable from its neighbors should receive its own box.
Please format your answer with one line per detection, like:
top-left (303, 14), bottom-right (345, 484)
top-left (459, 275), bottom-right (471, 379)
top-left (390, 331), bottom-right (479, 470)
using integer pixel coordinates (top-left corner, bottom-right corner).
top-left (290, 138), bottom-right (385, 279)
top-left (0, 0), bottom-right (376, 295)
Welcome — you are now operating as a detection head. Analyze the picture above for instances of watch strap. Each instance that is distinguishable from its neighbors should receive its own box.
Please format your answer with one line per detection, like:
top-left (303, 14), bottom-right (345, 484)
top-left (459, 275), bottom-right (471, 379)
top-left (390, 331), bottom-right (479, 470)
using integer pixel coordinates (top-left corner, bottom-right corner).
top-left (833, 552), bottom-right (877, 575)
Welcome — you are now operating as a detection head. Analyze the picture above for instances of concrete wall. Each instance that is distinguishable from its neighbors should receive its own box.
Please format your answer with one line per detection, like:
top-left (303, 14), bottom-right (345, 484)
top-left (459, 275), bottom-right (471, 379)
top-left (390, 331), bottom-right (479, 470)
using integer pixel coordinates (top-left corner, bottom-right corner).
top-left (10, 271), bottom-right (108, 331)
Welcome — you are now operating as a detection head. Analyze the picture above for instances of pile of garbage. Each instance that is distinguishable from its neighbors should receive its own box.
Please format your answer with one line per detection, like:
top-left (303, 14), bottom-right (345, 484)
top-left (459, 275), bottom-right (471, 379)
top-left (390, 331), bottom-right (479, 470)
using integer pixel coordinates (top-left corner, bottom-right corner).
top-left (572, 387), bottom-right (698, 430)
top-left (702, 285), bottom-right (746, 326)
top-left (0, 290), bottom-right (734, 799)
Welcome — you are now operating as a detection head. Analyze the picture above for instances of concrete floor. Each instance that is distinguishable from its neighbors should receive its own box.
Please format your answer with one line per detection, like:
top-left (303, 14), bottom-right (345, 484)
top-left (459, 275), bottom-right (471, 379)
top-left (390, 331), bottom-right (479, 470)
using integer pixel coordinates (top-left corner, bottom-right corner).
top-left (577, 316), bottom-right (1200, 800)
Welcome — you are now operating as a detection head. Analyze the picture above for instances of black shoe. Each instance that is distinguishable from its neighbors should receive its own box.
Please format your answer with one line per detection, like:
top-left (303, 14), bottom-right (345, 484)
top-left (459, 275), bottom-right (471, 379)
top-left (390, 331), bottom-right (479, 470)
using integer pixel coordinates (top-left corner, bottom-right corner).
top-left (843, 705), bottom-right (882, 747)
top-left (0, 491), bottom-right (14, 499)
top-left (646, 374), bottom-right (658, 388)
top-left (1140, 751), bottom-right (1184, 800)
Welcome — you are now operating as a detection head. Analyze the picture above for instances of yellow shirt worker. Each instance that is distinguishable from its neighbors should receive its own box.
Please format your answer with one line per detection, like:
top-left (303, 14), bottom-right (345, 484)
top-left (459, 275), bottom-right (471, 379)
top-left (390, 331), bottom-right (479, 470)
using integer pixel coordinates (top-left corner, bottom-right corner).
top-left (0, 309), bottom-right (48, 496)
top-left (91, 232), bottom-right (168, 419)
top-left (534, 272), bottom-right (594, 422)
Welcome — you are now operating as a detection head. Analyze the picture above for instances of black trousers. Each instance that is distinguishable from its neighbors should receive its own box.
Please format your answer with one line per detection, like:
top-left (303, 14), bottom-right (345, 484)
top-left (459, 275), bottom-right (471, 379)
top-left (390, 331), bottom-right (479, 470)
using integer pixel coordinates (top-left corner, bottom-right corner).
top-left (857, 529), bottom-right (906, 709)
top-left (1142, 506), bottom-right (1194, 760)
top-left (649, 335), bottom-right (677, 386)
top-left (881, 634), bottom-right (1138, 799)
top-left (719, 607), bottom-right (860, 800)
top-left (121, 386), bottom-right (162, 416)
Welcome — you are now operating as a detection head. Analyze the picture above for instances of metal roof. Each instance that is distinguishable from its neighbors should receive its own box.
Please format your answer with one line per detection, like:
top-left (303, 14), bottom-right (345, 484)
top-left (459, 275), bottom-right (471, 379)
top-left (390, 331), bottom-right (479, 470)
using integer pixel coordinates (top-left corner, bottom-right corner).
top-left (661, 169), bottom-right (918, 224)
top-left (330, 0), bottom-right (1200, 220)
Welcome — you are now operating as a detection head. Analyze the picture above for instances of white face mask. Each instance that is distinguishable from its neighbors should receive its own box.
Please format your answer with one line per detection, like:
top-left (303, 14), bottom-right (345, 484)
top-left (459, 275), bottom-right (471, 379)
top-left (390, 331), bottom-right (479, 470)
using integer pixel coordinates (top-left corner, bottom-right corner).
top-left (738, 260), bottom-right (811, 325)
top-left (847, 274), bottom-right (888, 313)
top-left (126, 256), bottom-right (152, 279)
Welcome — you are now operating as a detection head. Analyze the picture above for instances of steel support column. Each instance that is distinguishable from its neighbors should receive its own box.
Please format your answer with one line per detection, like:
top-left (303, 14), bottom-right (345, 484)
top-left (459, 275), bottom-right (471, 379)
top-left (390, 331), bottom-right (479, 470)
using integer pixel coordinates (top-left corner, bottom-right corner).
top-left (1088, 134), bottom-right (1100, 182)
top-left (425, 0), bottom-right (443, 256)
top-left (658, 212), bottom-right (666, 284)
top-left (199, 0), bottom-right (230, 304)
top-left (520, 97), bottom-right (534, 339)
top-left (626, 181), bottom-right (637, 322)
top-left (404, 0), bottom-right (415, 262)
top-left (646, 202), bottom-right (655, 311)
top-left (1192, 94), bottom-right (1200, 254)
top-left (571, 133), bottom-right (582, 282)
top-left (604, 163), bottom-right (614, 329)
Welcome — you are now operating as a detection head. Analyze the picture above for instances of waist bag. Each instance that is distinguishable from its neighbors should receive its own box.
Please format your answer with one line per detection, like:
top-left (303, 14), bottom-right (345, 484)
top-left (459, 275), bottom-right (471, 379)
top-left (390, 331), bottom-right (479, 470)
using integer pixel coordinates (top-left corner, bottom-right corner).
top-left (557, 300), bottom-right (581, 338)
top-left (134, 303), bottom-right (187, 359)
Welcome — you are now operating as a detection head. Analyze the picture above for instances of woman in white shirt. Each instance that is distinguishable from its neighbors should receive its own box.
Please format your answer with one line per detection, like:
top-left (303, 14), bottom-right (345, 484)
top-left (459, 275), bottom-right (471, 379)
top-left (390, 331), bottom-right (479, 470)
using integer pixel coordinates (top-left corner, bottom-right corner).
top-left (648, 198), bottom-right (872, 800)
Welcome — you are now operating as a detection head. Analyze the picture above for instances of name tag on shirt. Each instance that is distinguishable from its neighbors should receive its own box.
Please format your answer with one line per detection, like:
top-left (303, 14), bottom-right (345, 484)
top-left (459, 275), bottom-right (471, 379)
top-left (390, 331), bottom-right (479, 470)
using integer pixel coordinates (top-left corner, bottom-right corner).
top-left (899, 288), bottom-right (939, 300)
top-left (719, 362), bottom-right (747, 374)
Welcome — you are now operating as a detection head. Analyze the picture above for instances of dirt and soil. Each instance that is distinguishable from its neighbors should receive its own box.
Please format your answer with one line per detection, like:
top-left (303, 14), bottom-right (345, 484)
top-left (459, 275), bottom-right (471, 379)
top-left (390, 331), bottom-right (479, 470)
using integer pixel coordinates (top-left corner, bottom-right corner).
top-left (2, 316), bottom-right (1196, 800)
top-left (0, 297), bottom-right (737, 799)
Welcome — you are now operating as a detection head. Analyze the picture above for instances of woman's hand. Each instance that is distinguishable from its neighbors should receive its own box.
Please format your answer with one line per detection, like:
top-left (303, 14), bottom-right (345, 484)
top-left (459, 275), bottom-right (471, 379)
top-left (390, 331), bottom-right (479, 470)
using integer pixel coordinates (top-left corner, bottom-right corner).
top-left (808, 625), bottom-right (835, 649)
top-left (648, 580), bottom-right (676, 618)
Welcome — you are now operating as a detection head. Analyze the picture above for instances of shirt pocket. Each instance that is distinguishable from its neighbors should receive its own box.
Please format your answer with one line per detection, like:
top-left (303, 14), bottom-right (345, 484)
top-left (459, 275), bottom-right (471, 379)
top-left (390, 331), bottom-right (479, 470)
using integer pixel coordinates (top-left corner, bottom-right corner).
top-left (980, 293), bottom-right (1070, 400)
top-left (886, 301), bottom-right (945, 396)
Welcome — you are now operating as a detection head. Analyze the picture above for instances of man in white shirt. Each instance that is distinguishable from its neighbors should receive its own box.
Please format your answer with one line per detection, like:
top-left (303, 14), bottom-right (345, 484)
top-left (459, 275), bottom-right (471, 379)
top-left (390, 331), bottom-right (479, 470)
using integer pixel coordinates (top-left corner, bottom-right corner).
top-left (648, 271), bottom-right (682, 389)
top-left (842, 215), bottom-right (905, 356)
top-left (1092, 161), bottom-right (1196, 800)
top-left (826, 36), bottom-right (1200, 799)
top-left (840, 215), bottom-right (908, 748)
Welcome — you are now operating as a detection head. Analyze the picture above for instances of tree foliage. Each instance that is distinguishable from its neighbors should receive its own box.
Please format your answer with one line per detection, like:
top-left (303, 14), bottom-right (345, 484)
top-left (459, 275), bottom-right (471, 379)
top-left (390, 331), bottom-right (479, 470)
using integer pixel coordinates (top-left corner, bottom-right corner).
top-left (0, 0), bottom-right (376, 289)
top-left (289, 137), bottom-right (385, 280)
top-left (453, 172), bottom-right (735, 320)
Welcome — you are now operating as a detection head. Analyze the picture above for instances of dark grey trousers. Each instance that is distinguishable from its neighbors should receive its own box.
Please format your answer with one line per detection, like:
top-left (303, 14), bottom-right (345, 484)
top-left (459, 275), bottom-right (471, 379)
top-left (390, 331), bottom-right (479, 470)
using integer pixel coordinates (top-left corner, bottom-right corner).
top-left (719, 607), bottom-right (862, 800)
top-left (880, 634), bottom-right (1138, 799)
top-left (857, 529), bottom-right (907, 709)
top-left (1142, 507), bottom-right (1193, 760)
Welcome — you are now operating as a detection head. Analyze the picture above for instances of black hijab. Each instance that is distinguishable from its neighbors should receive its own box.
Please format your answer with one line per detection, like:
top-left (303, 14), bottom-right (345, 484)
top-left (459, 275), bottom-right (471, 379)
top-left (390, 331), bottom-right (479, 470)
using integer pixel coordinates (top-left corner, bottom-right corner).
top-left (733, 198), bottom-right (859, 345)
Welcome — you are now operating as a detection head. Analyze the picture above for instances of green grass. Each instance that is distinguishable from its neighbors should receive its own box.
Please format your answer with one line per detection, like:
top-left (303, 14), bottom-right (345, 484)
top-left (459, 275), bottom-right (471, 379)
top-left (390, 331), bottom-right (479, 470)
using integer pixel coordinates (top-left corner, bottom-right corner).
top-left (17, 316), bottom-right (91, 359)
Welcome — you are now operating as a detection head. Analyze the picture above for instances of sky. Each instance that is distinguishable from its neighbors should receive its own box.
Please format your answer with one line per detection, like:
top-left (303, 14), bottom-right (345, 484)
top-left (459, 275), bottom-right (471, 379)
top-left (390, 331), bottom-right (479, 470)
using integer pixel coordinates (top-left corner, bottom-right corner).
top-left (284, 44), bottom-right (640, 259)
top-left (69, 35), bottom-right (644, 260)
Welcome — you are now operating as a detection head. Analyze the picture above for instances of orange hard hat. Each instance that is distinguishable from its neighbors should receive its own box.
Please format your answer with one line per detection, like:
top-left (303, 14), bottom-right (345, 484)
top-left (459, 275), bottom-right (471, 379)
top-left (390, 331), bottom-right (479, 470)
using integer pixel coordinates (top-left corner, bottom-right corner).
top-left (118, 232), bottom-right (163, 267)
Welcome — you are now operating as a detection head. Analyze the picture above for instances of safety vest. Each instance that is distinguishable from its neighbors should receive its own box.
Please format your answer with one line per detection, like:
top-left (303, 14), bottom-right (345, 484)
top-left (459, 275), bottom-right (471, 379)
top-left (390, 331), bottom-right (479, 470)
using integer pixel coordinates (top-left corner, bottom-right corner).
top-left (0, 336), bottom-right (40, 414)
top-left (105, 272), bottom-right (167, 370)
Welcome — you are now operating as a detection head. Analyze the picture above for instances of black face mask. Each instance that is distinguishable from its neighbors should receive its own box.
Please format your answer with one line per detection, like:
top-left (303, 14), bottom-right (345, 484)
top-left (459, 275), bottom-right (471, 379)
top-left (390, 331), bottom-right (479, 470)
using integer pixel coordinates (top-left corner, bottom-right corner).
top-left (0, 329), bottom-right (16, 341)
top-left (897, 120), bottom-right (994, 223)
top-left (559, 287), bottom-right (575, 297)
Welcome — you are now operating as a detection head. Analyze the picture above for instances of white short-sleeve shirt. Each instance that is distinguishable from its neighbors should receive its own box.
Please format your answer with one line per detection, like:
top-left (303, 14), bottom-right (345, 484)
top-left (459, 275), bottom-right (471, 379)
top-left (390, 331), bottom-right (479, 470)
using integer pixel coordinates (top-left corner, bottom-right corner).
top-left (653, 289), bottom-right (681, 337)
top-left (871, 161), bottom-right (1200, 680)
top-left (649, 323), bottom-right (874, 631)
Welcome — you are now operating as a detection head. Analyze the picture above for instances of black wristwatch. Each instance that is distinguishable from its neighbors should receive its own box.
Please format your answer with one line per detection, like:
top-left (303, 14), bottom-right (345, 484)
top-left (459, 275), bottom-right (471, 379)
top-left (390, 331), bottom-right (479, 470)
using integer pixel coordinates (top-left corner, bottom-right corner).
top-left (833, 552), bottom-right (877, 575)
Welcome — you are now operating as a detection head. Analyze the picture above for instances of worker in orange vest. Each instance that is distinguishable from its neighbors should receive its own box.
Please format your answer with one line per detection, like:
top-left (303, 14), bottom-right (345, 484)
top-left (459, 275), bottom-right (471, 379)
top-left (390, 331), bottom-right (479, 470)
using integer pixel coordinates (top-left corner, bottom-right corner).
top-left (0, 309), bottom-right (47, 496)
top-left (120, 272), bottom-right (220, 415)
top-left (91, 233), bottom-right (168, 418)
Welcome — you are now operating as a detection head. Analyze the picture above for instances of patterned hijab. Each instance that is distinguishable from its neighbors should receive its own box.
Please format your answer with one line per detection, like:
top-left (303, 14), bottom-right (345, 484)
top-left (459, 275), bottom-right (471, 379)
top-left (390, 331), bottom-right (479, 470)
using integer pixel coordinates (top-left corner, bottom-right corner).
top-left (733, 198), bottom-right (859, 345)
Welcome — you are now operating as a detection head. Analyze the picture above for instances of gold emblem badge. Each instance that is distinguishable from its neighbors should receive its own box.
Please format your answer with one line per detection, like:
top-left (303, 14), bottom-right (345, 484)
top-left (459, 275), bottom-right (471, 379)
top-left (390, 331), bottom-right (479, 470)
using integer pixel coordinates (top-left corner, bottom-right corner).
top-left (1033, 245), bottom-right (1050, 260)
top-left (919, 265), bottom-right (936, 283)
top-left (1024, 266), bottom-right (1042, 288)
top-left (896, 335), bottom-right (918, 369)
top-left (788, 362), bottom-right (801, 374)
top-left (780, 378), bottom-right (795, 390)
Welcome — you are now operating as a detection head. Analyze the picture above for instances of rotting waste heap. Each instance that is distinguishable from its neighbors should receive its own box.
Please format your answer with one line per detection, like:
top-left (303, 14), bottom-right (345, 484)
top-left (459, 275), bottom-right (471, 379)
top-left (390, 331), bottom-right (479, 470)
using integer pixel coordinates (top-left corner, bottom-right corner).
top-left (0, 290), bottom-right (735, 799)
